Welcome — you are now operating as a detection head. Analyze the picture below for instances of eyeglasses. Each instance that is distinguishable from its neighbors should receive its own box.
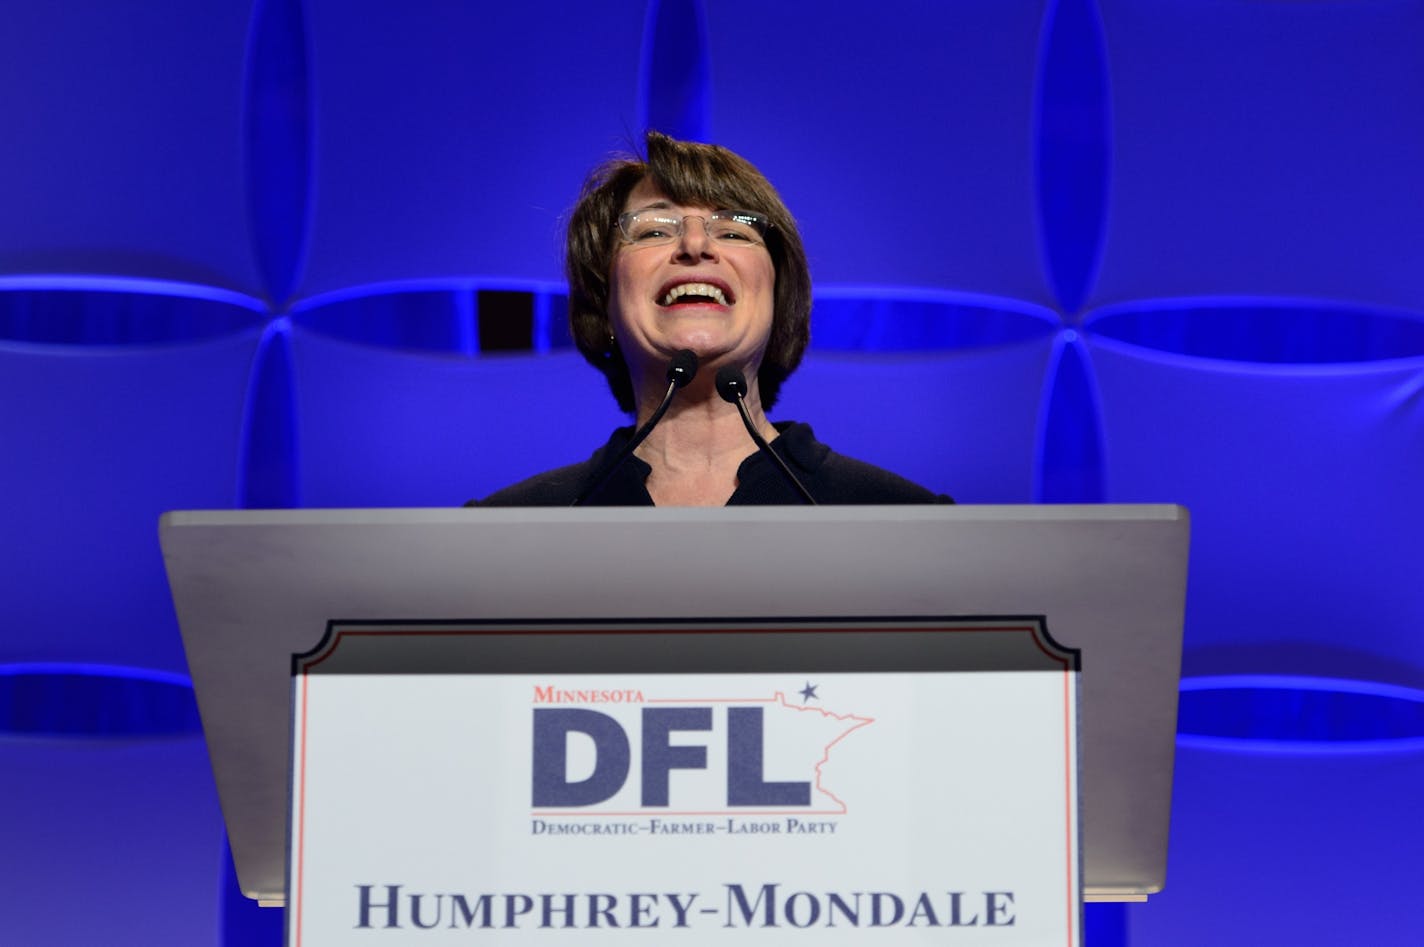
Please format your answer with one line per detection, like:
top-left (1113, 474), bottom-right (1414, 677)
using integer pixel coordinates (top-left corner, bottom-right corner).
top-left (616, 209), bottom-right (770, 247)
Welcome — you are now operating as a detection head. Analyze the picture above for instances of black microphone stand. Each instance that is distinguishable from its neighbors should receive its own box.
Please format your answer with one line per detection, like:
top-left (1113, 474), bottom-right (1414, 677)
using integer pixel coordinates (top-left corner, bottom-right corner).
top-left (715, 366), bottom-right (818, 505)
top-left (571, 350), bottom-right (698, 506)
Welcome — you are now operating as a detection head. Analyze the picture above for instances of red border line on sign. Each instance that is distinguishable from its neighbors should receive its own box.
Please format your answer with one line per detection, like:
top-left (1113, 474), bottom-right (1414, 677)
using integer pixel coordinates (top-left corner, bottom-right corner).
top-left (1063, 657), bottom-right (1075, 946)
top-left (294, 670), bottom-right (309, 946)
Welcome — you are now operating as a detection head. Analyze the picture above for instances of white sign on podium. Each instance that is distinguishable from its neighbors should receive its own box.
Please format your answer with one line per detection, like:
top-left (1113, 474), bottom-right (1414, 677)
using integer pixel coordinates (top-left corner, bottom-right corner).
top-left (288, 618), bottom-right (1082, 945)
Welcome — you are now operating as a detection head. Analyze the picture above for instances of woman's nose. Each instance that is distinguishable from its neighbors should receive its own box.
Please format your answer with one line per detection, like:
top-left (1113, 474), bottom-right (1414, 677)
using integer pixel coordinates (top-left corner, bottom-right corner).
top-left (675, 215), bottom-right (716, 258)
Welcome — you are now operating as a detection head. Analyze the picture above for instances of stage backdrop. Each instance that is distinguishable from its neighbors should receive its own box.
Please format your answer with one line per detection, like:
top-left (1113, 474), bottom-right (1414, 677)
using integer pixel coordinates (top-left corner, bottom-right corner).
top-left (2, 1), bottom-right (1422, 944)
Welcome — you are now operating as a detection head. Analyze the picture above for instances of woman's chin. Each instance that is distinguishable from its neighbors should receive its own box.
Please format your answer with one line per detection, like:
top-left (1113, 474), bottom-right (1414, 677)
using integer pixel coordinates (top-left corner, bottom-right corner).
top-left (627, 332), bottom-right (763, 378)
top-left (651, 339), bottom-right (731, 366)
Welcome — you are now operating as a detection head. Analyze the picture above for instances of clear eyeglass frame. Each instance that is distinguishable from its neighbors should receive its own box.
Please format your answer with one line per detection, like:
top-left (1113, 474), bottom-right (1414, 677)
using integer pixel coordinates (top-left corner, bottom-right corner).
top-left (616, 209), bottom-right (771, 247)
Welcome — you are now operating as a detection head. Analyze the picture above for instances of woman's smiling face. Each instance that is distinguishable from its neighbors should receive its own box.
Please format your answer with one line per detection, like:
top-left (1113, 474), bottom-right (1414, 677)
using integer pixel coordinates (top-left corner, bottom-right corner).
top-left (608, 179), bottom-right (776, 395)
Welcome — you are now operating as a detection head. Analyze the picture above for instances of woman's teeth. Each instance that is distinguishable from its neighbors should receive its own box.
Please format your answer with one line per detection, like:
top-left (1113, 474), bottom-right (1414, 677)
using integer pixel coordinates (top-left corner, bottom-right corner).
top-left (660, 282), bottom-right (728, 306)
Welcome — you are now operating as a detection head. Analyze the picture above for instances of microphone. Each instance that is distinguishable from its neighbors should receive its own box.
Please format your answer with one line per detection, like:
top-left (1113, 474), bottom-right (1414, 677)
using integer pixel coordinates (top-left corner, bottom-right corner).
top-left (665, 348), bottom-right (697, 390)
top-left (715, 366), bottom-right (817, 505)
top-left (572, 350), bottom-right (698, 505)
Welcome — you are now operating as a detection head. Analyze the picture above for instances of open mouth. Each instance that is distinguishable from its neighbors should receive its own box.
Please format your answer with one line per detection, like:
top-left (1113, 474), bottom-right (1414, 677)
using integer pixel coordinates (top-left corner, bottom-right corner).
top-left (659, 281), bottom-right (732, 307)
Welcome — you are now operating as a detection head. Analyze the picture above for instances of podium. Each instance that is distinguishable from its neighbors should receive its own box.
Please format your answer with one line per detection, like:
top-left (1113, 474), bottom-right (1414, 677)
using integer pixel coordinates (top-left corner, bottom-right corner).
top-left (161, 505), bottom-right (1188, 940)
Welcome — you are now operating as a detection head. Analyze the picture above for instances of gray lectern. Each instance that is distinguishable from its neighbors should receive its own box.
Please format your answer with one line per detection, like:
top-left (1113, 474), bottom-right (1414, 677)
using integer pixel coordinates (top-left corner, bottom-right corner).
top-left (160, 505), bottom-right (1188, 907)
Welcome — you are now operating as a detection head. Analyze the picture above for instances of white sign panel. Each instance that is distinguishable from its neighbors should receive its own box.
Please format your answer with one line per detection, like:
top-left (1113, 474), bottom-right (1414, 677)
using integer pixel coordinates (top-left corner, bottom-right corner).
top-left (287, 620), bottom-right (1081, 945)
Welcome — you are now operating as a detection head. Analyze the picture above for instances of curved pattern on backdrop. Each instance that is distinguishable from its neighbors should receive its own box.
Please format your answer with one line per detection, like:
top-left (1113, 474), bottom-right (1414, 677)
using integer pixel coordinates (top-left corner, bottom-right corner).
top-left (705, 0), bottom-right (1053, 303)
top-left (0, 729), bottom-right (224, 945)
top-left (1087, 300), bottom-right (1424, 688)
top-left (0, 310), bottom-right (263, 672)
top-left (638, 0), bottom-right (711, 142)
top-left (1142, 677), bottom-right (1424, 945)
top-left (2, 1), bottom-right (1422, 945)
top-left (0, 3), bottom-right (260, 292)
top-left (1035, 0), bottom-right (1111, 316)
top-left (245, 0), bottom-right (313, 307)
top-left (287, 329), bottom-right (627, 507)
top-left (0, 665), bottom-right (219, 945)
top-left (292, 1), bottom-right (648, 297)
top-left (1089, 0), bottom-right (1424, 311)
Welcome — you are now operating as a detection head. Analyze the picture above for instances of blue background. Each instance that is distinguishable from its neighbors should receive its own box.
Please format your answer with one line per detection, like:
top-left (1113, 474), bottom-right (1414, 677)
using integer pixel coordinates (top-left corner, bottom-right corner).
top-left (2, 1), bottom-right (1422, 943)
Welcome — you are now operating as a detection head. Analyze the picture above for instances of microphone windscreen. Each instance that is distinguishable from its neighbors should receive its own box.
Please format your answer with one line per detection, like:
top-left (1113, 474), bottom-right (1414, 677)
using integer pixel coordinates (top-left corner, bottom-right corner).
top-left (715, 366), bottom-right (748, 403)
top-left (667, 349), bottom-right (698, 388)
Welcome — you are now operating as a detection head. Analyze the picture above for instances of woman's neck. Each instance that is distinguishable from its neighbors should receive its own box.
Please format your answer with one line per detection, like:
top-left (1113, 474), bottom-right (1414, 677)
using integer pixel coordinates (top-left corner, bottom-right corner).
top-left (630, 377), bottom-right (778, 506)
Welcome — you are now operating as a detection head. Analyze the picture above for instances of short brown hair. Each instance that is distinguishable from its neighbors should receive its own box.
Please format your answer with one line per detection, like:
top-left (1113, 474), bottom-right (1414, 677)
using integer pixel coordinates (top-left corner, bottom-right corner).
top-left (566, 131), bottom-right (812, 412)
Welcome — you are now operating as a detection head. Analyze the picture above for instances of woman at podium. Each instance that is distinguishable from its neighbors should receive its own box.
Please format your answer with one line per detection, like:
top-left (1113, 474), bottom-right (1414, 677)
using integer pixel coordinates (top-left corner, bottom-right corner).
top-left (477, 132), bottom-right (950, 507)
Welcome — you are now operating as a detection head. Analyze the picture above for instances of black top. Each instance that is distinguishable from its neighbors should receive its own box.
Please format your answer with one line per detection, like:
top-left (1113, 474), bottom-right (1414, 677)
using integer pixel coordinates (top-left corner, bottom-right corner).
top-left (472, 422), bottom-right (953, 506)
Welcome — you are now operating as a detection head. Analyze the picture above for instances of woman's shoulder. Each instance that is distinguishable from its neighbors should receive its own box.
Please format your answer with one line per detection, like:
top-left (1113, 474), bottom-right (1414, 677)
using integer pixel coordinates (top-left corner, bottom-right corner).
top-left (813, 450), bottom-right (955, 504)
top-left (777, 423), bottom-right (954, 505)
top-left (468, 460), bottom-right (593, 507)
top-left (467, 426), bottom-right (640, 507)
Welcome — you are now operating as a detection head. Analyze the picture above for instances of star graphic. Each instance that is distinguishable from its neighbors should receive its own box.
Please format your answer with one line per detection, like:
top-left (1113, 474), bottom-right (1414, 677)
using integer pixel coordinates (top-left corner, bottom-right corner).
top-left (799, 681), bottom-right (819, 703)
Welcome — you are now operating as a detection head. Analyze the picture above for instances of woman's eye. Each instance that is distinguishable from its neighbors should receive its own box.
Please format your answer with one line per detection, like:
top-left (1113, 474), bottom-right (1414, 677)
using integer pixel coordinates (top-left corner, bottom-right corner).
top-left (714, 223), bottom-right (760, 241)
